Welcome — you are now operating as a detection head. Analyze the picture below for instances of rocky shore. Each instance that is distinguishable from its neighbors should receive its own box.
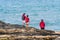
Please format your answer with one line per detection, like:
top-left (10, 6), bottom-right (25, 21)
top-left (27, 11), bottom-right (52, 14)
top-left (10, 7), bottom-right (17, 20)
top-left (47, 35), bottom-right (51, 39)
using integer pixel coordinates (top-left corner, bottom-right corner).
top-left (0, 21), bottom-right (59, 40)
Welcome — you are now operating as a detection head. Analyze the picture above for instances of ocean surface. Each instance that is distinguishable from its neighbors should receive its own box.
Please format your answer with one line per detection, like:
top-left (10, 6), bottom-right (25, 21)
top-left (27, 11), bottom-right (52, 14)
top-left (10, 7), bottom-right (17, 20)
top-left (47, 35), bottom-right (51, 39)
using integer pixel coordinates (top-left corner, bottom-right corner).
top-left (0, 0), bottom-right (60, 31)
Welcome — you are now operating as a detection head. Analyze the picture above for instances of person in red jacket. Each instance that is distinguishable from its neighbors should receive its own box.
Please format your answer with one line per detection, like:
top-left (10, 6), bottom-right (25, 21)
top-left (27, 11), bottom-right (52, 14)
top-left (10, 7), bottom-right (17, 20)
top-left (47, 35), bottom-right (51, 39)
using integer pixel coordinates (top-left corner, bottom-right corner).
top-left (22, 13), bottom-right (26, 26)
top-left (25, 15), bottom-right (29, 28)
top-left (39, 19), bottom-right (45, 30)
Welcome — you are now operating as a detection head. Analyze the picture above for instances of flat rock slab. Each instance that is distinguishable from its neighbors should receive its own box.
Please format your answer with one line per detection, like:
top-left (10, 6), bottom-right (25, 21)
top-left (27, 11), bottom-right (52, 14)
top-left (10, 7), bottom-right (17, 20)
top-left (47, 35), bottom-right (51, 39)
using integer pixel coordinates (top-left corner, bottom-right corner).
top-left (0, 35), bottom-right (58, 40)
top-left (15, 36), bottom-right (57, 38)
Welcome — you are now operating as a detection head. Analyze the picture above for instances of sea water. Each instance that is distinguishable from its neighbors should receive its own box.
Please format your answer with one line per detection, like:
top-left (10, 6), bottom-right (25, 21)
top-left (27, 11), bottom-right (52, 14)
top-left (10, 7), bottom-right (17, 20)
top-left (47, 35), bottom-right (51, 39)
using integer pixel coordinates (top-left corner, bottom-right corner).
top-left (0, 0), bottom-right (60, 31)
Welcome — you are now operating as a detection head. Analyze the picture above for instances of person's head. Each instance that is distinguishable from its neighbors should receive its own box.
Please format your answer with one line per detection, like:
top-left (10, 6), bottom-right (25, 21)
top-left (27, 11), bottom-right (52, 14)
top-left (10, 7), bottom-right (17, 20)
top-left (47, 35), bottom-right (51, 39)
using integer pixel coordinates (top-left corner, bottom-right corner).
top-left (23, 13), bottom-right (25, 15)
top-left (27, 15), bottom-right (29, 17)
top-left (41, 19), bottom-right (44, 22)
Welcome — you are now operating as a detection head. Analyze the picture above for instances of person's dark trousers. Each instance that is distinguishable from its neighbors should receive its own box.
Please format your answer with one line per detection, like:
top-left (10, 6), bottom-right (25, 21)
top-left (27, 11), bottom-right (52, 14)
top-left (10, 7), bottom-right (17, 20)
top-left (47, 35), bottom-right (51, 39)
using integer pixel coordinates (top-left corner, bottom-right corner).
top-left (41, 28), bottom-right (44, 30)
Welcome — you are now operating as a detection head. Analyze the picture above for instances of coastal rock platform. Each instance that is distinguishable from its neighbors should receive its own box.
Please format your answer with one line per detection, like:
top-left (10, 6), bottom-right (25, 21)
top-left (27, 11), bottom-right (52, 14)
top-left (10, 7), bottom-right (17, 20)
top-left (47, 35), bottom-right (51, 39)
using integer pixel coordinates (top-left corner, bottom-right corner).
top-left (0, 21), bottom-right (59, 40)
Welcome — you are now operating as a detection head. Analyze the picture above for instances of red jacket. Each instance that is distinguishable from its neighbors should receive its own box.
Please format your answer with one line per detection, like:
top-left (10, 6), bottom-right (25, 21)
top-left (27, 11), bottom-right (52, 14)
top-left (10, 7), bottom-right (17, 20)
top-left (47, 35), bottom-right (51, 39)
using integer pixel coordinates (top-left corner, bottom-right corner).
top-left (25, 17), bottom-right (29, 23)
top-left (39, 21), bottom-right (45, 28)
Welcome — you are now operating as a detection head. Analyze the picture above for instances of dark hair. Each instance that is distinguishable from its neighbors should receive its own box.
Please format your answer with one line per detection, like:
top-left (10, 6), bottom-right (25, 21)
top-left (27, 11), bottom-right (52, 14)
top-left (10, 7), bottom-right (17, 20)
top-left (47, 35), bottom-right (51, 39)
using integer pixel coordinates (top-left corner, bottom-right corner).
top-left (23, 13), bottom-right (25, 15)
top-left (41, 19), bottom-right (43, 21)
top-left (27, 15), bottom-right (29, 17)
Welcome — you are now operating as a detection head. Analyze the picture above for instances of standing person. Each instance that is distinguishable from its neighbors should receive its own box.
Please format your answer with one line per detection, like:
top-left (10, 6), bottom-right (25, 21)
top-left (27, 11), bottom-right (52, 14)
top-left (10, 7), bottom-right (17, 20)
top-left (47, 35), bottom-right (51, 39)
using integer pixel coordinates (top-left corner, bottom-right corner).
top-left (39, 19), bottom-right (45, 30)
top-left (22, 13), bottom-right (26, 26)
top-left (25, 15), bottom-right (29, 28)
